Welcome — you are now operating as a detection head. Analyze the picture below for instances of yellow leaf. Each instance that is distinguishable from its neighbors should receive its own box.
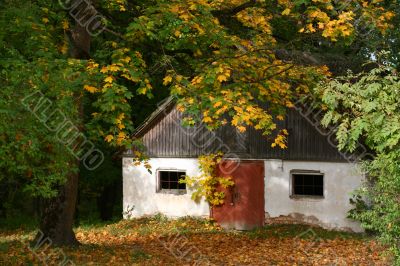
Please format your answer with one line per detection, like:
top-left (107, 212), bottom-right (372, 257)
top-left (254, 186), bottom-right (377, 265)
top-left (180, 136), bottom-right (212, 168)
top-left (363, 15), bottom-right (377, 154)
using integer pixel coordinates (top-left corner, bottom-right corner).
top-left (84, 85), bottom-right (98, 93)
top-left (217, 75), bottom-right (228, 82)
top-left (307, 23), bottom-right (316, 33)
top-left (176, 75), bottom-right (183, 82)
top-left (281, 8), bottom-right (291, 16)
top-left (213, 101), bottom-right (222, 108)
top-left (42, 18), bottom-right (49, 24)
top-left (122, 56), bottom-right (131, 63)
top-left (191, 76), bottom-right (203, 85)
top-left (174, 30), bottom-right (181, 37)
top-left (62, 20), bottom-right (69, 30)
top-left (203, 116), bottom-right (212, 123)
top-left (100, 66), bottom-right (108, 73)
top-left (163, 75), bottom-right (173, 85)
top-left (104, 76), bottom-right (114, 83)
top-left (108, 65), bottom-right (120, 72)
top-left (59, 43), bottom-right (68, 54)
top-left (237, 126), bottom-right (246, 133)
top-left (105, 135), bottom-right (114, 142)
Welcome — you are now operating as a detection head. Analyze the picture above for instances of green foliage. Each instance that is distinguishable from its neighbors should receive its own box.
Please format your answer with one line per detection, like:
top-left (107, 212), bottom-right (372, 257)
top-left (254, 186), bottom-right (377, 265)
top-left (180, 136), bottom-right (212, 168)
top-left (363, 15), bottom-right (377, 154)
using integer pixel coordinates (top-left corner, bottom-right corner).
top-left (318, 64), bottom-right (400, 263)
top-left (1, 0), bottom-right (394, 200)
top-left (246, 224), bottom-right (364, 240)
top-left (180, 152), bottom-right (234, 206)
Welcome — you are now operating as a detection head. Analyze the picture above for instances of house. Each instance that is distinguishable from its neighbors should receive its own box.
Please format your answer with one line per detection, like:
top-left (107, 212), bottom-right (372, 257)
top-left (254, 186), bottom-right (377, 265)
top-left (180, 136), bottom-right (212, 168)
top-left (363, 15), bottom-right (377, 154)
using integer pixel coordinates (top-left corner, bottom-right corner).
top-left (123, 97), bottom-right (364, 232)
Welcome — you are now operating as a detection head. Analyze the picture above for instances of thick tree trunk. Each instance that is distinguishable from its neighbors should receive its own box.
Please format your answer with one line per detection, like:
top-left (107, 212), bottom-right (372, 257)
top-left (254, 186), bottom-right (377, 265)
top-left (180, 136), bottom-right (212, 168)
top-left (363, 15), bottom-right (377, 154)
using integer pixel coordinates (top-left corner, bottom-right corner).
top-left (35, 172), bottom-right (80, 246)
top-left (33, 0), bottom-right (92, 244)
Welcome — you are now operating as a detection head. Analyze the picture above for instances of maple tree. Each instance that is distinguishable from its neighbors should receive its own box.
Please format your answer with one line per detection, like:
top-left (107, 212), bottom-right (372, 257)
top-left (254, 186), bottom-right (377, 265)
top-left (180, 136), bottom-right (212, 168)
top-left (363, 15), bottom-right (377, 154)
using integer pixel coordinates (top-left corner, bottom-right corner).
top-left (0, 0), bottom-right (395, 246)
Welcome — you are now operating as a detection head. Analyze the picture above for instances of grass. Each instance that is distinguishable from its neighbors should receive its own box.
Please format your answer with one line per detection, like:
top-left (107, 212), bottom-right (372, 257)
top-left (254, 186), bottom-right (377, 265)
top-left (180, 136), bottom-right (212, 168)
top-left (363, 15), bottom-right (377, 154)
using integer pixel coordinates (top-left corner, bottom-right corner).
top-left (0, 214), bottom-right (38, 232)
top-left (0, 215), bottom-right (388, 265)
top-left (245, 223), bottom-right (365, 240)
top-left (131, 248), bottom-right (152, 262)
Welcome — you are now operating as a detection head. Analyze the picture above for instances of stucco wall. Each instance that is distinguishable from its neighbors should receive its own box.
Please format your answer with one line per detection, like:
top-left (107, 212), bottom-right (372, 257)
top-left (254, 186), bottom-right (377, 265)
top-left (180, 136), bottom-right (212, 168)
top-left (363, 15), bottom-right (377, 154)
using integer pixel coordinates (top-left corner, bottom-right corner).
top-left (123, 157), bottom-right (363, 232)
top-left (264, 160), bottom-right (363, 232)
top-left (122, 157), bottom-right (209, 218)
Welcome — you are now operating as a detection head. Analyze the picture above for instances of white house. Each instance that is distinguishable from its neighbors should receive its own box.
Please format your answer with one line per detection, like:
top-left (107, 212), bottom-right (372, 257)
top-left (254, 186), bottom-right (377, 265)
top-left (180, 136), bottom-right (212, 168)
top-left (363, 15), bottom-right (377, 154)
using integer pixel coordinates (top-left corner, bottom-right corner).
top-left (123, 98), bottom-right (364, 232)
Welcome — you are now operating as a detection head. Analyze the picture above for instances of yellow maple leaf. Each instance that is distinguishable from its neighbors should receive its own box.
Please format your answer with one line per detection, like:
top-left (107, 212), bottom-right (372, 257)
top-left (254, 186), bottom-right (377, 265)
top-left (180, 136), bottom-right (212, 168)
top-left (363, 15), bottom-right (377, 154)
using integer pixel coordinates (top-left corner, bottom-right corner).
top-left (281, 8), bottom-right (291, 16)
top-left (100, 66), bottom-right (108, 73)
top-left (84, 85), bottom-right (98, 93)
top-left (237, 126), bottom-right (246, 133)
top-left (105, 135), bottom-right (114, 142)
top-left (62, 20), bottom-right (69, 30)
top-left (163, 75), bottom-right (173, 85)
top-left (191, 76), bottom-right (203, 85)
top-left (203, 116), bottom-right (212, 123)
top-left (108, 65), bottom-right (120, 72)
top-left (122, 56), bottom-right (131, 63)
top-left (217, 75), bottom-right (228, 82)
top-left (213, 101), bottom-right (222, 108)
top-left (104, 76), bottom-right (114, 83)
top-left (174, 30), bottom-right (181, 37)
top-left (59, 43), bottom-right (68, 54)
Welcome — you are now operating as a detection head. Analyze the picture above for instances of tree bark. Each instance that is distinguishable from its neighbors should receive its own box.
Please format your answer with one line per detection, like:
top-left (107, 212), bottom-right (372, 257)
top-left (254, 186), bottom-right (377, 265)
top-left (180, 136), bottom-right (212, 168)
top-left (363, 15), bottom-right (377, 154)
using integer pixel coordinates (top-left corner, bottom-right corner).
top-left (34, 0), bottom-right (93, 245)
top-left (35, 171), bottom-right (80, 246)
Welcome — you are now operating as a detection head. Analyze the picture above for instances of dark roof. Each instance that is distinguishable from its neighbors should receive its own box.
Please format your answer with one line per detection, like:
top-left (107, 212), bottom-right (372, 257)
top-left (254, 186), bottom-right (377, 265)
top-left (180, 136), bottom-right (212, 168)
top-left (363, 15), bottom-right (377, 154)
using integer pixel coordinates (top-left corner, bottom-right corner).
top-left (133, 96), bottom-right (175, 138)
top-left (130, 98), bottom-right (348, 161)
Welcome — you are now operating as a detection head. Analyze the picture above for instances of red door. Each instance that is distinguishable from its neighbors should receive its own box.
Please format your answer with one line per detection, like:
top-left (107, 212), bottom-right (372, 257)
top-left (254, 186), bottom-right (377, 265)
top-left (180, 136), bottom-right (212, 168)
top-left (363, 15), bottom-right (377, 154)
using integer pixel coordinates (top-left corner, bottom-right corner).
top-left (212, 160), bottom-right (265, 230)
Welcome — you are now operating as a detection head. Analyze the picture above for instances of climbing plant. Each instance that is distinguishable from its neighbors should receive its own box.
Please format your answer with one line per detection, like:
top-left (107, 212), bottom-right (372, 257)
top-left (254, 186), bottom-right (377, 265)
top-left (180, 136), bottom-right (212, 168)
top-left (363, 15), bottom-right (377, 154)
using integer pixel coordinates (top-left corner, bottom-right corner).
top-left (180, 152), bottom-right (235, 206)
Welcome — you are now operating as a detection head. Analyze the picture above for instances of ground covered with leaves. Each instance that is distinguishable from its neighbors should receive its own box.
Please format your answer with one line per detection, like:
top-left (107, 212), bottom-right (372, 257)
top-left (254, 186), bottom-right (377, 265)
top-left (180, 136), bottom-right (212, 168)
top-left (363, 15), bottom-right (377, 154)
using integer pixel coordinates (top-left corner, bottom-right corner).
top-left (0, 216), bottom-right (391, 265)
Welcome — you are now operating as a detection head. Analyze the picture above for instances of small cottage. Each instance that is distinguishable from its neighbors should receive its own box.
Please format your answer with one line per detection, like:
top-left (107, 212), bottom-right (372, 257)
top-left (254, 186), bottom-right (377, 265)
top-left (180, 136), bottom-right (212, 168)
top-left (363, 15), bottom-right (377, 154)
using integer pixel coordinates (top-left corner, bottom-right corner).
top-left (123, 97), bottom-right (363, 232)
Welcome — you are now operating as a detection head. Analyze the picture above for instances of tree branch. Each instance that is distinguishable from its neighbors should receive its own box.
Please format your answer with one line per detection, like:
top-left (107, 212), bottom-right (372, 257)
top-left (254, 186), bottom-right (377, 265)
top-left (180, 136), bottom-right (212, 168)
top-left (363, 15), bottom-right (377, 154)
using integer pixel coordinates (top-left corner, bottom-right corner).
top-left (212, 0), bottom-right (257, 17)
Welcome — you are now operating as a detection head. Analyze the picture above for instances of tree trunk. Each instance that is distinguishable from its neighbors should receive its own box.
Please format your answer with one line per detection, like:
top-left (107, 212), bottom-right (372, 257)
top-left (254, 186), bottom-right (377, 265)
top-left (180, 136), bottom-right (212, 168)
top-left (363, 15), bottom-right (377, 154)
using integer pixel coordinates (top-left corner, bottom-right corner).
top-left (35, 172), bottom-right (80, 246)
top-left (34, 0), bottom-right (93, 245)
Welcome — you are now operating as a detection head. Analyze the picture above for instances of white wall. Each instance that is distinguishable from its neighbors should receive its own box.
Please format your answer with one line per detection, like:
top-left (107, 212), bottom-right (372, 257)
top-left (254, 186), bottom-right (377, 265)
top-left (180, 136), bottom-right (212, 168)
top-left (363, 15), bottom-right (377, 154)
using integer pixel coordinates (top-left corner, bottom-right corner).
top-left (122, 157), bottom-right (209, 218)
top-left (123, 157), bottom-right (363, 232)
top-left (265, 160), bottom-right (363, 232)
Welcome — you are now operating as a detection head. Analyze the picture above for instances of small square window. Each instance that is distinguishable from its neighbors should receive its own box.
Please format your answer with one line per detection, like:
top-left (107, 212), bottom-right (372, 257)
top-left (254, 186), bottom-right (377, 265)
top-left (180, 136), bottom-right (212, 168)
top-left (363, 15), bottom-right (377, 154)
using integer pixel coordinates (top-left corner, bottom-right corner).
top-left (291, 172), bottom-right (324, 197)
top-left (157, 170), bottom-right (186, 194)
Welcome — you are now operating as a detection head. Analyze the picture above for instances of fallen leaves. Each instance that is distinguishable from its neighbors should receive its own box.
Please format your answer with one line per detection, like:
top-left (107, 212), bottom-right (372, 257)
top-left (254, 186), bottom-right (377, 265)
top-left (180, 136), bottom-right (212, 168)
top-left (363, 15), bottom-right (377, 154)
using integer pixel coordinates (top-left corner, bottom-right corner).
top-left (0, 217), bottom-right (392, 265)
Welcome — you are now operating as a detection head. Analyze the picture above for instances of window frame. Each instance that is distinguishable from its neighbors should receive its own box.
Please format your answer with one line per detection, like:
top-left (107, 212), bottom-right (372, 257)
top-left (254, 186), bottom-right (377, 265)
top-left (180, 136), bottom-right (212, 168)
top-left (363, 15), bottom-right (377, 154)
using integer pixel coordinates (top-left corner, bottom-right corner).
top-left (290, 170), bottom-right (324, 199)
top-left (156, 169), bottom-right (187, 195)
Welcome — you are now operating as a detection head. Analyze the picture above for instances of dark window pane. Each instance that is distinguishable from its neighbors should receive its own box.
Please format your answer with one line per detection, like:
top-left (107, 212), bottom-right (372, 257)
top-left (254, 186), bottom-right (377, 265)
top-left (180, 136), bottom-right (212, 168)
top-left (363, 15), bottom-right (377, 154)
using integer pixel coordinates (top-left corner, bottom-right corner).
top-left (303, 175), bottom-right (314, 186)
top-left (159, 171), bottom-right (186, 190)
top-left (303, 186), bottom-right (313, 195)
top-left (293, 174), bottom-right (323, 196)
top-left (314, 177), bottom-right (323, 186)
top-left (294, 186), bottom-right (303, 195)
top-left (315, 186), bottom-right (323, 196)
